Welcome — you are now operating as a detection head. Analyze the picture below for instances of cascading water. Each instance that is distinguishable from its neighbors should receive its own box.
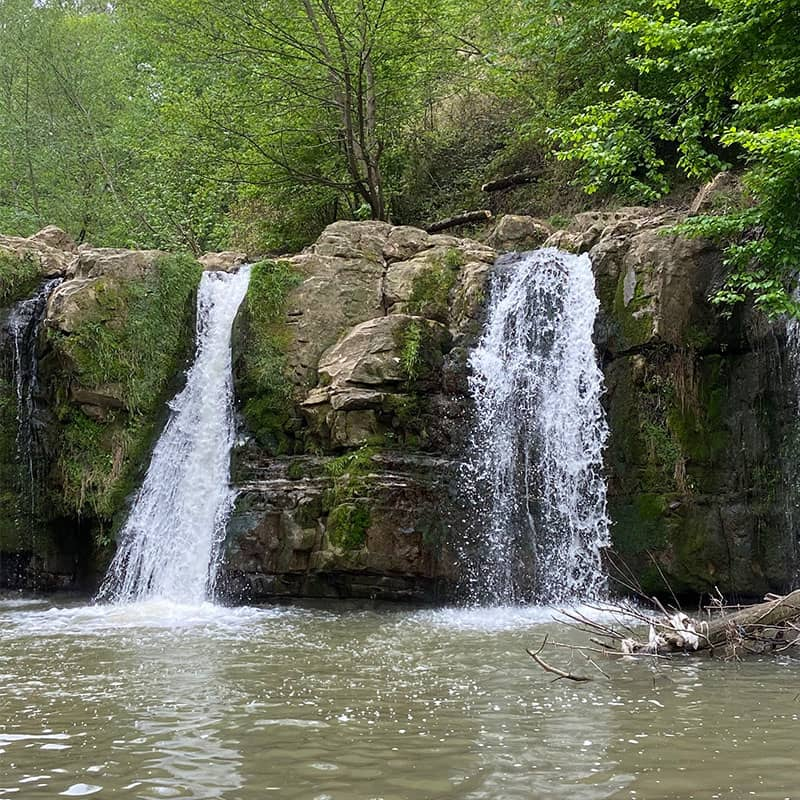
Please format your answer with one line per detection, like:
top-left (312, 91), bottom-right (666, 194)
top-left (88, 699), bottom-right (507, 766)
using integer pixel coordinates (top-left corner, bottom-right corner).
top-left (1, 278), bottom-right (62, 524)
top-left (98, 267), bottom-right (251, 605)
top-left (465, 248), bottom-right (610, 605)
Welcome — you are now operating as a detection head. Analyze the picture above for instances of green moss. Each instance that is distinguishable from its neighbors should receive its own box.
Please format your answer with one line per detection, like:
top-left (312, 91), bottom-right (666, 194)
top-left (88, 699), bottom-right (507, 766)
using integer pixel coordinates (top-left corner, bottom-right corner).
top-left (322, 446), bottom-right (376, 550)
top-left (442, 247), bottom-right (465, 268)
top-left (327, 502), bottom-right (370, 550)
top-left (238, 259), bottom-right (302, 452)
top-left (50, 254), bottom-right (201, 520)
top-left (406, 256), bottom-right (458, 322)
top-left (54, 254), bottom-right (201, 414)
top-left (548, 213), bottom-right (572, 229)
top-left (0, 251), bottom-right (39, 307)
top-left (287, 460), bottom-right (305, 480)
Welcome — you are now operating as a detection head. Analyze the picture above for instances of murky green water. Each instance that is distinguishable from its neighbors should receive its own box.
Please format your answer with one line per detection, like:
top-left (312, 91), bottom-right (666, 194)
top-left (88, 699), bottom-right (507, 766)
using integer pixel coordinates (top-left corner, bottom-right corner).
top-left (0, 597), bottom-right (798, 799)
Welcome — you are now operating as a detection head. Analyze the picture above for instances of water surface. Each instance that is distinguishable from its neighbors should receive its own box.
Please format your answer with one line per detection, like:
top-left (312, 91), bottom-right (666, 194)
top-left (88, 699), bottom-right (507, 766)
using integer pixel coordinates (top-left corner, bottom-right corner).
top-left (1, 598), bottom-right (797, 799)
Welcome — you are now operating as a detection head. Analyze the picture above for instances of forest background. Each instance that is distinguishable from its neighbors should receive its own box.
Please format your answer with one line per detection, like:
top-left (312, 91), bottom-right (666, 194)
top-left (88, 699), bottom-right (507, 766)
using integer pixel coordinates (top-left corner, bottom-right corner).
top-left (1, 0), bottom-right (796, 312)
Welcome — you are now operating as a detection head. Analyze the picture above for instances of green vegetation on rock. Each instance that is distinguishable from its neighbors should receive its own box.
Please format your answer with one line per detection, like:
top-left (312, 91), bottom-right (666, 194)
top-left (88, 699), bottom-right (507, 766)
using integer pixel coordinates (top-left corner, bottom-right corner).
top-left (55, 255), bottom-right (201, 413)
top-left (327, 502), bottom-right (370, 551)
top-left (399, 322), bottom-right (424, 382)
top-left (238, 259), bottom-right (302, 453)
top-left (50, 254), bottom-right (201, 519)
top-left (0, 252), bottom-right (39, 307)
top-left (406, 254), bottom-right (459, 322)
top-left (323, 446), bottom-right (376, 551)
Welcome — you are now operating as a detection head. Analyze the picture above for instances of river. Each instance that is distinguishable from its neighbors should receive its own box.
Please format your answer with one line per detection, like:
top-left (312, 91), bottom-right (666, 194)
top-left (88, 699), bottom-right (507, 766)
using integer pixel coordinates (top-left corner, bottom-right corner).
top-left (0, 597), bottom-right (797, 799)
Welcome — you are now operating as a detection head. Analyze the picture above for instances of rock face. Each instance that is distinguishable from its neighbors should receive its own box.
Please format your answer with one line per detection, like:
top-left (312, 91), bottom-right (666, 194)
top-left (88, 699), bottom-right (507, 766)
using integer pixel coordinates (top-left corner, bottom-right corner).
top-left (551, 198), bottom-right (797, 598)
top-left (2, 202), bottom-right (798, 601)
top-left (224, 221), bottom-right (495, 601)
top-left (1, 236), bottom-right (201, 591)
top-left (0, 226), bottom-right (77, 276)
top-left (227, 205), bottom-right (799, 602)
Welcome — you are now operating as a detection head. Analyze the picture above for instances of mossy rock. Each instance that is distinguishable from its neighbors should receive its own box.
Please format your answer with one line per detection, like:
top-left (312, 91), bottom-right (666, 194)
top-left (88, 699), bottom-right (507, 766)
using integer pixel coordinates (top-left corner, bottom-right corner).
top-left (0, 251), bottom-right (39, 307)
top-left (236, 259), bottom-right (303, 453)
top-left (327, 502), bottom-right (370, 551)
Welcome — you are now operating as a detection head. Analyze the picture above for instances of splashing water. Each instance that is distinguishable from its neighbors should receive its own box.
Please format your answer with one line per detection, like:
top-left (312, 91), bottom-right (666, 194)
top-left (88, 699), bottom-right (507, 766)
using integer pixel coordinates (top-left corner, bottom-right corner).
top-left (465, 249), bottom-right (610, 604)
top-left (98, 267), bottom-right (251, 605)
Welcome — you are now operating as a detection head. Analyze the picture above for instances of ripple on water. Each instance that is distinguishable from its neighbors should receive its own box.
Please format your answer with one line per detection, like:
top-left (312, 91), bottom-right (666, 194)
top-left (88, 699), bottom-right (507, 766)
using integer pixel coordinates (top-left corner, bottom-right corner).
top-left (2, 600), bottom-right (800, 800)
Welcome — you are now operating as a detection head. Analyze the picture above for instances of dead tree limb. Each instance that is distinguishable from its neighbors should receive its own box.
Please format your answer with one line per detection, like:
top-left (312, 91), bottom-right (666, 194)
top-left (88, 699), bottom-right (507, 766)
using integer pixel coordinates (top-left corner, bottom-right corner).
top-left (481, 171), bottom-right (541, 193)
top-left (526, 636), bottom-right (593, 682)
top-left (425, 210), bottom-right (492, 233)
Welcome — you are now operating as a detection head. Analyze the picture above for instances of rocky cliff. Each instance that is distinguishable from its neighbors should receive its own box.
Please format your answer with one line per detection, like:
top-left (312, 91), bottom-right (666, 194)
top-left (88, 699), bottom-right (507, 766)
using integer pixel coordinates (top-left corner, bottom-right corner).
top-left (222, 222), bottom-right (494, 602)
top-left (1, 191), bottom-right (798, 600)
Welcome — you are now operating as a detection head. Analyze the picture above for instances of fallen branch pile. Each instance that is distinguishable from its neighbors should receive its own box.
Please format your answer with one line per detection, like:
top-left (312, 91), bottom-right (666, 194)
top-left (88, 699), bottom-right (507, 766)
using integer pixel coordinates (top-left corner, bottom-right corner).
top-left (527, 589), bottom-right (800, 681)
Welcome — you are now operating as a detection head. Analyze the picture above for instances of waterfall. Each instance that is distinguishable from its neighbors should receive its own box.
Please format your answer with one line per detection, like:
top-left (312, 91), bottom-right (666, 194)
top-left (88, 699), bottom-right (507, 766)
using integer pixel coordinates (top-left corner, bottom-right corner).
top-left (1, 278), bottom-right (62, 525)
top-left (465, 249), bottom-right (609, 604)
top-left (98, 267), bottom-right (251, 605)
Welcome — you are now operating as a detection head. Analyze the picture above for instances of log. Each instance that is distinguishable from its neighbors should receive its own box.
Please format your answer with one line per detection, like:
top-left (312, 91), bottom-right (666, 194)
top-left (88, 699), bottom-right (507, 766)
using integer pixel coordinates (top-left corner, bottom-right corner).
top-left (622, 589), bottom-right (800, 656)
top-left (702, 589), bottom-right (800, 651)
top-left (425, 210), bottom-right (492, 233)
top-left (481, 170), bottom-right (541, 193)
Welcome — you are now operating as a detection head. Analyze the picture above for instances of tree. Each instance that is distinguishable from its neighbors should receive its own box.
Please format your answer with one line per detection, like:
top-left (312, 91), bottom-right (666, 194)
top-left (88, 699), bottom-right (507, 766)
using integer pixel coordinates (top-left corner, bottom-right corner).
top-left (553, 0), bottom-right (800, 315)
top-left (123, 0), bottom-right (479, 231)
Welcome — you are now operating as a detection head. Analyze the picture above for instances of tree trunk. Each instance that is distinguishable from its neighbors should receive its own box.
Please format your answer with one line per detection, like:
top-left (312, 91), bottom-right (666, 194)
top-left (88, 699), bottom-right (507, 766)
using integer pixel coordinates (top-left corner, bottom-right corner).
top-left (426, 210), bottom-right (492, 233)
top-left (481, 170), bottom-right (542, 193)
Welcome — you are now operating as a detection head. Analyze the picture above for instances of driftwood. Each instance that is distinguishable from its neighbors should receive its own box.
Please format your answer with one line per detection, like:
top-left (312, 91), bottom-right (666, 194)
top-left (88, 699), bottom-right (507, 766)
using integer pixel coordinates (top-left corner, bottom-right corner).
top-left (425, 210), bottom-right (492, 233)
top-left (526, 590), bottom-right (800, 681)
top-left (481, 170), bottom-right (541, 193)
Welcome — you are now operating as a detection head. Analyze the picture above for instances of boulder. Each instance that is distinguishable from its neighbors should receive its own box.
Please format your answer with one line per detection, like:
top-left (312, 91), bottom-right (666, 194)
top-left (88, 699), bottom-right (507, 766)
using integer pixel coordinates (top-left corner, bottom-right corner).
top-left (198, 251), bottom-right (248, 271)
top-left (72, 247), bottom-right (167, 281)
top-left (317, 315), bottom-right (446, 388)
top-left (487, 214), bottom-right (552, 252)
top-left (0, 226), bottom-right (77, 277)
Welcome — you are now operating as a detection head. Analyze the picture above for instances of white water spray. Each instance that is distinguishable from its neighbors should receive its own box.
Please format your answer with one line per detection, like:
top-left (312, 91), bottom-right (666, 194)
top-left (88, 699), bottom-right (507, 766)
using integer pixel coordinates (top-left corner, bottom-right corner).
top-left (98, 267), bottom-right (251, 605)
top-left (465, 249), bottom-right (610, 604)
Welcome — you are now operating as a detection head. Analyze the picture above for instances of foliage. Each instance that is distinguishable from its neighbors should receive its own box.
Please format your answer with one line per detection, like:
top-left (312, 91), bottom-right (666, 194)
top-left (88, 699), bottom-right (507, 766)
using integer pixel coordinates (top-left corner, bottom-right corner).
top-left (0, 252), bottom-right (39, 307)
top-left (1, 0), bottom-right (798, 314)
top-left (400, 322), bottom-right (424, 382)
top-left (239, 259), bottom-right (303, 452)
top-left (553, 0), bottom-right (800, 315)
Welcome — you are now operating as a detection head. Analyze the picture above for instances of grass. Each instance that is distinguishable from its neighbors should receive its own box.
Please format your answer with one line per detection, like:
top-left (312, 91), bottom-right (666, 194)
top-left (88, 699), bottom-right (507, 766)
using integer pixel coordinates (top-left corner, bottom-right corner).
top-left (400, 321), bottom-right (423, 381)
